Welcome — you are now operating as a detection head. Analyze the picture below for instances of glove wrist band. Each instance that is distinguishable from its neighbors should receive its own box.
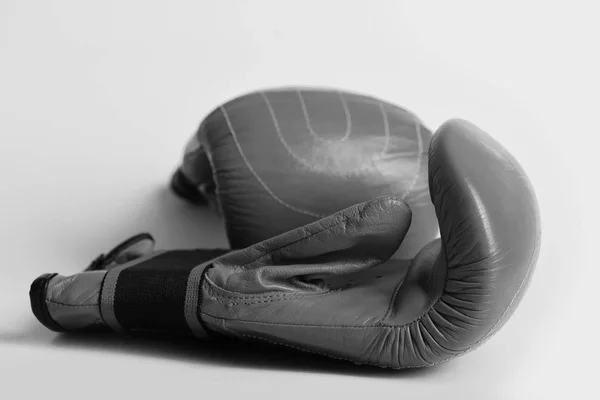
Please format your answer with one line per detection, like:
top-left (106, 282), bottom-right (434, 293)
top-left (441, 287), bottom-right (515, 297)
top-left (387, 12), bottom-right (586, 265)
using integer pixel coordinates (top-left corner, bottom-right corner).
top-left (99, 252), bottom-right (214, 339)
top-left (30, 250), bottom-right (223, 340)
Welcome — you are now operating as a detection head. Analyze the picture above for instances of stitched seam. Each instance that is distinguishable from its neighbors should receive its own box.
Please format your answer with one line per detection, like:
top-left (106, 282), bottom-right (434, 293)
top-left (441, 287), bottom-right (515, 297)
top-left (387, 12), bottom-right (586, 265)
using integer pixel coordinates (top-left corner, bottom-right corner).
top-left (220, 103), bottom-right (324, 218)
top-left (208, 286), bottom-right (296, 302)
top-left (402, 110), bottom-right (424, 199)
top-left (195, 128), bottom-right (226, 218)
top-left (296, 89), bottom-right (352, 142)
top-left (205, 276), bottom-right (333, 304)
top-left (204, 275), bottom-right (303, 299)
top-left (375, 100), bottom-right (423, 200)
top-left (45, 299), bottom-right (98, 308)
top-left (377, 100), bottom-right (390, 157)
top-left (261, 90), bottom-right (378, 176)
top-left (260, 91), bottom-right (323, 173)
top-left (207, 287), bottom-right (301, 300)
top-left (201, 311), bottom-right (423, 330)
top-left (338, 91), bottom-right (352, 141)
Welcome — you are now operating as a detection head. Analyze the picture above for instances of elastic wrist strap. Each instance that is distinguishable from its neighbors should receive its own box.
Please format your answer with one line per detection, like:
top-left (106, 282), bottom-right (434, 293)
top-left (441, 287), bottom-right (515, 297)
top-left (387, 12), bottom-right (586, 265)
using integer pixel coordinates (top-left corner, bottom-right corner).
top-left (100, 250), bottom-right (226, 339)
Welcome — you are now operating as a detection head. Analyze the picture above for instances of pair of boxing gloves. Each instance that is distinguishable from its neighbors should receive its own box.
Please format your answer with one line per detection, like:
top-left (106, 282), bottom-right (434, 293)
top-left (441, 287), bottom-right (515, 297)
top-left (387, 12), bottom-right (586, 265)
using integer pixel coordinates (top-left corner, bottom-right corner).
top-left (30, 88), bottom-right (540, 369)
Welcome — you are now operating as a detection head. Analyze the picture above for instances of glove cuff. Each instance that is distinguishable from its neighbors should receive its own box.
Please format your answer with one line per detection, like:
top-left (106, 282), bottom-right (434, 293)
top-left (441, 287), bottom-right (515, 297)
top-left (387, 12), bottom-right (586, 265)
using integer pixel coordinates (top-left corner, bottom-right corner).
top-left (30, 249), bottom-right (229, 339)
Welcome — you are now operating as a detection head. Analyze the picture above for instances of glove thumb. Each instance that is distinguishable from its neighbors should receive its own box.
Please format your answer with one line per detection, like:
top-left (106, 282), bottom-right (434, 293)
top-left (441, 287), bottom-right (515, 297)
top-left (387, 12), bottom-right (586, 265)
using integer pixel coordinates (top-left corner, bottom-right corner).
top-left (211, 196), bottom-right (412, 292)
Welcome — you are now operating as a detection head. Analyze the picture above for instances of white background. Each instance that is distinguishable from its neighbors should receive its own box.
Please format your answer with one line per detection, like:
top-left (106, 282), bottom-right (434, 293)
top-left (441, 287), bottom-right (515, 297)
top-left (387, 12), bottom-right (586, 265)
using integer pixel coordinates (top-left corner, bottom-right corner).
top-left (0, 1), bottom-right (598, 399)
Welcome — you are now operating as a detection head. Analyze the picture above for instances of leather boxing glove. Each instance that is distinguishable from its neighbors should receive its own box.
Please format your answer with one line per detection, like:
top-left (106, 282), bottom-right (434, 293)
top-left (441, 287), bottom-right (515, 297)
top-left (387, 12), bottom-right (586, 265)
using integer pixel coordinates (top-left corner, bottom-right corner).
top-left (171, 87), bottom-right (438, 259)
top-left (31, 120), bottom-right (540, 368)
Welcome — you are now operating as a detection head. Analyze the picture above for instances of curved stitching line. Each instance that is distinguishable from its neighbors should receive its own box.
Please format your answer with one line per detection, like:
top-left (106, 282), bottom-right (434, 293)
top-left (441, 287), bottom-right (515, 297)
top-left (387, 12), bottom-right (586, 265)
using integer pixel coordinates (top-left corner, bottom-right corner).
top-left (337, 91), bottom-right (353, 141)
top-left (261, 91), bottom-right (389, 175)
top-left (403, 110), bottom-right (424, 199)
top-left (377, 100), bottom-right (391, 157)
top-left (195, 128), bottom-right (226, 218)
top-left (220, 105), bottom-right (324, 218)
top-left (375, 100), bottom-right (424, 200)
top-left (391, 105), bottom-right (424, 200)
top-left (260, 91), bottom-right (318, 171)
top-left (297, 89), bottom-right (352, 142)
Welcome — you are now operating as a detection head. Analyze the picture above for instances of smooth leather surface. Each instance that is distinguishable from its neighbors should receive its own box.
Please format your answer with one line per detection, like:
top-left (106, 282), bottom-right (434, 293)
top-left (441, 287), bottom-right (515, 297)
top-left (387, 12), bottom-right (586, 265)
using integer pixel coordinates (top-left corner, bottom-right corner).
top-left (30, 118), bottom-right (540, 369)
top-left (177, 87), bottom-right (439, 259)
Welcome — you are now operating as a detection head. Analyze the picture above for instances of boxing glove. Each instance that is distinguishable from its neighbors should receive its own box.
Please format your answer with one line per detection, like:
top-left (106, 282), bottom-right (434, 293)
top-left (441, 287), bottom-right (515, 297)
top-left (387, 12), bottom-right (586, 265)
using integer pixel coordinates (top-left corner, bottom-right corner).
top-left (30, 120), bottom-right (540, 368)
top-left (171, 87), bottom-right (438, 259)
